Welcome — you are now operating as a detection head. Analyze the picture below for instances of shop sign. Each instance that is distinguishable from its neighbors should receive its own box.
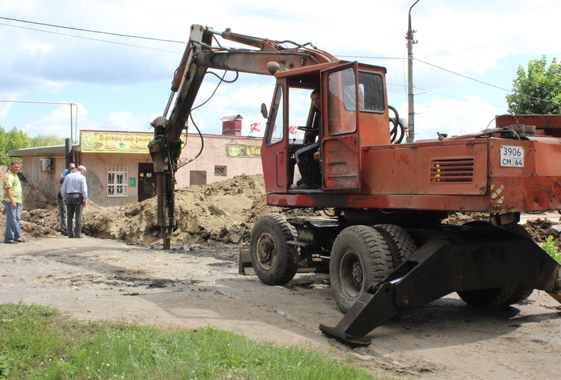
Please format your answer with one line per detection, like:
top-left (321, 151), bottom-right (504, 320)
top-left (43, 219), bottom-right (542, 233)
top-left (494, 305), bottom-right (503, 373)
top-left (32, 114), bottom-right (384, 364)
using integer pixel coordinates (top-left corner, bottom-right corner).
top-left (129, 177), bottom-right (136, 187)
top-left (81, 131), bottom-right (154, 154)
top-left (226, 144), bottom-right (261, 157)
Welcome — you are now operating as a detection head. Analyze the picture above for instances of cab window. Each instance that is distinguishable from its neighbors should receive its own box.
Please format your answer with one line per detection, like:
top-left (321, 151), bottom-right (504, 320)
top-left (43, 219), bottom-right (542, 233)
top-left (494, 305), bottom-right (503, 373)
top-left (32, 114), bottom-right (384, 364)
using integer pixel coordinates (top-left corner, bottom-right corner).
top-left (266, 84), bottom-right (284, 146)
top-left (328, 68), bottom-right (357, 135)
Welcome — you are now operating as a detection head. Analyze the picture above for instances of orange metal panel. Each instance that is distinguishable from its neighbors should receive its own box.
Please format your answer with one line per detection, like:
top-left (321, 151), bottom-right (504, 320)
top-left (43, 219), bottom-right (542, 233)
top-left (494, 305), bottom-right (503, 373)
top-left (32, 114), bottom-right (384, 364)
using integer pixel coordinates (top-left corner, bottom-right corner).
top-left (487, 177), bottom-right (561, 212)
top-left (361, 140), bottom-right (488, 196)
top-left (323, 137), bottom-right (360, 189)
top-left (358, 112), bottom-right (390, 147)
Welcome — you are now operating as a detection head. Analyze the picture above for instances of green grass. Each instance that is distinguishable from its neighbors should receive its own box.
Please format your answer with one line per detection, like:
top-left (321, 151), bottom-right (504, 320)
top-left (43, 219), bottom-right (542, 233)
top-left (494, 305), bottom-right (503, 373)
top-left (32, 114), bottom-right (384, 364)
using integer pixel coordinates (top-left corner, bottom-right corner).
top-left (542, 235), bottom-right (561, 263)
top-left (0, 303), bottom-right (382, 380)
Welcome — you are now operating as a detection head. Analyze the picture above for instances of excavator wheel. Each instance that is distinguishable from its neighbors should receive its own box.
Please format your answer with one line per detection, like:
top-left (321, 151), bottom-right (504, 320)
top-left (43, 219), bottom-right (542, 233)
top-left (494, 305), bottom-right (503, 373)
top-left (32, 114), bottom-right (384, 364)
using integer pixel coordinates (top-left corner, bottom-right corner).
top-left (249, 213), bottom-right (298, 286)
top-left (330, 225), bottom-right (394, 313)
top-left (373, 224), bottom-right (417, 268)
top-left (457, 221), bottom-right (534, 307)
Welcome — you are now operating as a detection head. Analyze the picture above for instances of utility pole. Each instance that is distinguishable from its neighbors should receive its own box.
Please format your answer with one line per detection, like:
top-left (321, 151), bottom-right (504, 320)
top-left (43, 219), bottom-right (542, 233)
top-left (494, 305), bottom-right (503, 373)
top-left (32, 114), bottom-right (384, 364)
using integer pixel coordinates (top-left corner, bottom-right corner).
top-left (406, 0), bottom-right (420, 143)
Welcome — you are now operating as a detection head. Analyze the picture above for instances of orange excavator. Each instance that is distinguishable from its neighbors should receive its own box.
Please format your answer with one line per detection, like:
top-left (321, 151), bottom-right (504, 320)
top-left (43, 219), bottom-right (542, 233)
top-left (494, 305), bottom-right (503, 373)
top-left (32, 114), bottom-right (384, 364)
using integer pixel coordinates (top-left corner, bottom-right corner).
top-left (150, 25), bottom-right (561, 345)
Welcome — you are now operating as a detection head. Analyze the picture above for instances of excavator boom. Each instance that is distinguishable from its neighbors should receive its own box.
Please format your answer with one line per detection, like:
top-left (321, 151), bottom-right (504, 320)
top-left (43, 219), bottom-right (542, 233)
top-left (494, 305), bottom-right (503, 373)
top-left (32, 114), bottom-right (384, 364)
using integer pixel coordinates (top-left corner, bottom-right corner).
top-left (149, 24), bottom-right (337, 248)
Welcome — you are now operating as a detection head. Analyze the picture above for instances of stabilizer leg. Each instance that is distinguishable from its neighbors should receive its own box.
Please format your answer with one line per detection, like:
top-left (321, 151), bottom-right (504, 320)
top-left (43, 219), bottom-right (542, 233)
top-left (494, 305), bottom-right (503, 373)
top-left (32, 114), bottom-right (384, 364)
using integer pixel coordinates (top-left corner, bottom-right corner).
top-left (321, 228), bottom-right (561, 346)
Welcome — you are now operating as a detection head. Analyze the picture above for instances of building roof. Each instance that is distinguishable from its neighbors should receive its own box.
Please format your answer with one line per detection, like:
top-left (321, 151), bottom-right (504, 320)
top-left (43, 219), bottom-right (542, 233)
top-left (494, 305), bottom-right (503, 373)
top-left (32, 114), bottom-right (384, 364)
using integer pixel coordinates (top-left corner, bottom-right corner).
top-left (9, 144), bottom-right (80, 158)
top-left (220, 114), bottom-right (244, 121)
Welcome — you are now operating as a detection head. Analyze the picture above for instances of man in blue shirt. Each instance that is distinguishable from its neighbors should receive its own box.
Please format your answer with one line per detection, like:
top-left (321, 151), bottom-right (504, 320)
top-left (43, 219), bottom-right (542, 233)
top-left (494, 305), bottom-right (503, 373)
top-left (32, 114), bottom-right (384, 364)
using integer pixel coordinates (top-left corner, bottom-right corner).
top-left (62, 163), bottom-right (75, 177)
top-left (62, 165), bottom-right (88, 238)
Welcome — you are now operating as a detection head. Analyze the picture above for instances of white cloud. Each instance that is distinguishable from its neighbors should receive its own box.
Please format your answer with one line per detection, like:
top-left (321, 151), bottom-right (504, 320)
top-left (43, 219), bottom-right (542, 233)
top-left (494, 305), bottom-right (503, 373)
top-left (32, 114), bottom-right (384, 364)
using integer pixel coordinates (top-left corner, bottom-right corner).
top-left (398, 96), bottom-right (498, 141)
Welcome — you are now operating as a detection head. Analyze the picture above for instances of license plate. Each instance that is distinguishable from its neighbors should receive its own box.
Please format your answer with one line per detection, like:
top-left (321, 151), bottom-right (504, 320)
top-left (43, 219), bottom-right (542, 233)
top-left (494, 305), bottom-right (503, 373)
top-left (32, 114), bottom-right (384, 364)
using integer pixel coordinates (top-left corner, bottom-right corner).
top-left (500, 145), bottom-right (524, 167)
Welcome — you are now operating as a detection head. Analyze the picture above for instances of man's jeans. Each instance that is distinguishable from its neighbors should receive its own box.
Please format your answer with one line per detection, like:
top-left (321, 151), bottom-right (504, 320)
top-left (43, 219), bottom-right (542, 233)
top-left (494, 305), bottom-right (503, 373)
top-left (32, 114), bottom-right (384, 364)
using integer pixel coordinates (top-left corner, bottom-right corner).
top-left (66, 194), bottom-right (83, 238)
top-left (57, 197), bottom-right (67, 234)
top-left (3, 200), bottom-right (21, 243)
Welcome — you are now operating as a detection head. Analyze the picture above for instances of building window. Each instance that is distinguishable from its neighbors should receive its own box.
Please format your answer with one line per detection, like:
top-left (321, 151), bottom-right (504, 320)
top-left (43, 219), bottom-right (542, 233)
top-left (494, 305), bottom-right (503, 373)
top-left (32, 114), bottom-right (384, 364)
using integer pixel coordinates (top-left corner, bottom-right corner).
top-left (107, 167), bottom-right (128, 197)
top-left (214, 165), bottom-right (227, 176)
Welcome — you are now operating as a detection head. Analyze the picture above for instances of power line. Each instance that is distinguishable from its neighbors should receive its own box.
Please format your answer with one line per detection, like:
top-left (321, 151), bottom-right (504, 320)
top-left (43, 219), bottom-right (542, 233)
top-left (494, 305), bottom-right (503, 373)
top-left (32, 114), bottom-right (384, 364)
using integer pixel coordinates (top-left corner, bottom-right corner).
top-left (3, 15), bottom-right (560, 109)
top-left (386, 82), bottom-right (509, 110)
top-left (415, 58), bottom-right (561, 108)
top-left (0, 16), bottom-right (187, 44)
top-left (415, 58), bottom-right (511, 92)
top-left (420, 41), bottom-right (561, 94)
top-left (0, 22), bottom-right (182, 54)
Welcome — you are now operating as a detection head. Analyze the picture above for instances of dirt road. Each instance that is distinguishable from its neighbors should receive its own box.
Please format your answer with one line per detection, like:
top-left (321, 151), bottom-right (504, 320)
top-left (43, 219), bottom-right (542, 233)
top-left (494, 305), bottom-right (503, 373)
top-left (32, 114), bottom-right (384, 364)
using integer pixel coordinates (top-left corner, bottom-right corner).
top-left (1, 236), bottom-right (560, 379)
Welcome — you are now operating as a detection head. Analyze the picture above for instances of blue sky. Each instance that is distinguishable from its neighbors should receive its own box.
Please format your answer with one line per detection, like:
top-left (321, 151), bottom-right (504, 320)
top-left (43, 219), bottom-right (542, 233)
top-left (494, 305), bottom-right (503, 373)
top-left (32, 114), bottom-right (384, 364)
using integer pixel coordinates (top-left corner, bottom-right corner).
top-left (1, 0), bottom-right (561, 142)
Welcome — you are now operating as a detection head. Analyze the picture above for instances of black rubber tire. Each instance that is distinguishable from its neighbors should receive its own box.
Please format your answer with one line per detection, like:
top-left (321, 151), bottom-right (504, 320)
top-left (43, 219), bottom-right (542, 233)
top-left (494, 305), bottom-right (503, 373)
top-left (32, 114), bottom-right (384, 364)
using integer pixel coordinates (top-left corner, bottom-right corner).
top-left (249, 213), bottom-right (298, 286)
top-left (457, 221), bottom-right (534, 307)
top-left (330, 226), bottom-right (394, 313)
top-left (373, 224), bottom-right (417, 268)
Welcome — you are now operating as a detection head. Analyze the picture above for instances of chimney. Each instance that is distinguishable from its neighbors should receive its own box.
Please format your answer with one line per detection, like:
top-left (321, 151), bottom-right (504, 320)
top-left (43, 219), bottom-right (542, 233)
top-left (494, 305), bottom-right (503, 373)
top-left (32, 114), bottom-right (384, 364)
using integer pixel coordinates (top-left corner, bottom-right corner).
top-left (221, 114), bottom-right (243, 136)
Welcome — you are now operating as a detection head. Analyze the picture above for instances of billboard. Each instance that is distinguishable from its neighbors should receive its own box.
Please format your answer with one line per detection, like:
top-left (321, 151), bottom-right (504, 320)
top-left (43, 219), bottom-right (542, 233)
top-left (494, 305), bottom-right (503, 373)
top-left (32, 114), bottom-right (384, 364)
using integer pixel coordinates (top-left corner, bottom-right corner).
top-left (81, 131), bottom-right (153, 154)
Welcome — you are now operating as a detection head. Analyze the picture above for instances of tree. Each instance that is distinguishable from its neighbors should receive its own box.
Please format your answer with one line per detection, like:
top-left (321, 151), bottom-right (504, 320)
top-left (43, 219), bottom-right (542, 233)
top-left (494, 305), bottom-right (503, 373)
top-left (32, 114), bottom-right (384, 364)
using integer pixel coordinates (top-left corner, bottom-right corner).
top-left (30, 135), bottom-right (65, 148)
top-left (0, 126), bottom-right (29, 166)
top-left (5, 127), bottom-right (30, 153)
top-left (0, 125), bottom-right (9, 166)
top-left (506, 55), bottom-right (561, 114)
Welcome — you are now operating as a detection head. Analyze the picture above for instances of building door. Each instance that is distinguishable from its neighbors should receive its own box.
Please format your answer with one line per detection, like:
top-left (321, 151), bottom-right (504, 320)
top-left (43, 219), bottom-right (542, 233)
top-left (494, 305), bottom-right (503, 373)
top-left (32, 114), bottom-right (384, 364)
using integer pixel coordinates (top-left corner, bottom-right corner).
top-left (190, 170), bottom-right (207, 186)
top-left (138, 163), bottom-right (156, 202)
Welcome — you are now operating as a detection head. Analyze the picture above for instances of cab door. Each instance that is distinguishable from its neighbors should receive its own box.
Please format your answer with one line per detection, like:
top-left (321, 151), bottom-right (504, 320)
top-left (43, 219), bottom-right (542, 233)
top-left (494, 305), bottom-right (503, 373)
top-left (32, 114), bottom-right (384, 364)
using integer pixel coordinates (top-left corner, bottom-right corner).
top-left (261, 80), bottom-right (288, 193)
top-left (320, 62), bottom-right (361, 191)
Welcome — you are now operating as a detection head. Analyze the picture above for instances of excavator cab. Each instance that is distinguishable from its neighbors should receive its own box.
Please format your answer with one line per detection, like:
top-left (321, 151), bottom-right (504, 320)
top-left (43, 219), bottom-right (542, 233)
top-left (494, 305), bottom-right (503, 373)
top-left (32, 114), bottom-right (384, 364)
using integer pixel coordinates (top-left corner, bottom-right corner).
top-left (261, 61), bottom-right (391, 196)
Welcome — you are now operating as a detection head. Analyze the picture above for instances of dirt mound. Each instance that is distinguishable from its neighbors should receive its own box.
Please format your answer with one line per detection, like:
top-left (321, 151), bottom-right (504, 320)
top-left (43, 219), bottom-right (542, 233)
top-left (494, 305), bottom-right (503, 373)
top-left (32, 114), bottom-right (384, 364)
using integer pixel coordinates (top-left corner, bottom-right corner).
top-left (444, 211), bottom-right (561, 248)
top-left (81, 174), bottom-right (283, 245)
top-left (524, 218), bottom-right (561, 244)
top-left (0, 174), bottom-right (59, 239)
top-left (14, 174), bottom-right (561, 249)
top-left (8, 174), bottom-right (293, 244)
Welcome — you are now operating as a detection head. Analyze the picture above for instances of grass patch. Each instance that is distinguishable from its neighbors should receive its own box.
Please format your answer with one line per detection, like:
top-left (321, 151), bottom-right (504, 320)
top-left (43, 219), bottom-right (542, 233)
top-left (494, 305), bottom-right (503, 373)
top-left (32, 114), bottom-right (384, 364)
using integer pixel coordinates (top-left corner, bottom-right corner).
top-left (0, 303), bottom-right (383, 379)
top-left (542, 235), bottom-right (561, 263)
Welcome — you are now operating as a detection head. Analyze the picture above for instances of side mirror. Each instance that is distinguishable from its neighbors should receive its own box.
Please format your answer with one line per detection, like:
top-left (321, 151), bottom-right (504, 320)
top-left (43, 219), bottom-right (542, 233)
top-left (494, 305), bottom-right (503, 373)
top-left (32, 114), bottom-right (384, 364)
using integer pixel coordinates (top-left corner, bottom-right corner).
top-left (260, 103), bottom-right (268, 119)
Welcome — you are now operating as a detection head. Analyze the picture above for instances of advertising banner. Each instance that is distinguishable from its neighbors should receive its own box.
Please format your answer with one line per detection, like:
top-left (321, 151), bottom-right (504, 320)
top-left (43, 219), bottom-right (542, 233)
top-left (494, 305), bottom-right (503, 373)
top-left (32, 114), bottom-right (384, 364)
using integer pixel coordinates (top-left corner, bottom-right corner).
top-left (81, 131), bottom-right (153, 154)
top-left (226, 144), bottom-right (261, 157)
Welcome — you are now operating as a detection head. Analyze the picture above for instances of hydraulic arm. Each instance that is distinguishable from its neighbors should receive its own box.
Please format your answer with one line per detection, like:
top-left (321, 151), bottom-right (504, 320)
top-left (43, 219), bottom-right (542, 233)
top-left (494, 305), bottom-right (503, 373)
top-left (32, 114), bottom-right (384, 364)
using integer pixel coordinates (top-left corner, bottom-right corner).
top-left (149, 24), bottom-right (337, 248)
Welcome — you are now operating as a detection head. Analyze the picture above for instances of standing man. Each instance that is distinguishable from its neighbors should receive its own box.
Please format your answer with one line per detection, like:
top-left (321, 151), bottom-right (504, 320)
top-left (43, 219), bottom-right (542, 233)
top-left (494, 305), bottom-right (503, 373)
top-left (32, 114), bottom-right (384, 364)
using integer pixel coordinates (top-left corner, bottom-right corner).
top-left (3, 160), bottom-right (23, 244)
top-left (57, 170), bottom-right (69, 236)
top-left (62, 163), bottom-right (75, 177)
top-left (62, 165), bottom-right (88, 238)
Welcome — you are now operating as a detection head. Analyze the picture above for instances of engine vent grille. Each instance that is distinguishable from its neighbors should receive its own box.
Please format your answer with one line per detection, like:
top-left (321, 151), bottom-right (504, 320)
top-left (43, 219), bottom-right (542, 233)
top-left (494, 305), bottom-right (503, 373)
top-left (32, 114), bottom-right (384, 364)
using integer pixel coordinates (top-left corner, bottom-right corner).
top-left (431, 158), bottom-right (474, 183)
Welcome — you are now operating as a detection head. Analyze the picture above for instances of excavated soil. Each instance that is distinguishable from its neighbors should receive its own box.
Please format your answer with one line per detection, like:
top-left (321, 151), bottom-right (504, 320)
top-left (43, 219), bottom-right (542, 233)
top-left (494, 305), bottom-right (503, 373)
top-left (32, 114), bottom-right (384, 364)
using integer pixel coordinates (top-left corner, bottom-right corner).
top-left (4, 173), bottom-right (561, 251)
top-left (3, 174), bottom-right (320, 246)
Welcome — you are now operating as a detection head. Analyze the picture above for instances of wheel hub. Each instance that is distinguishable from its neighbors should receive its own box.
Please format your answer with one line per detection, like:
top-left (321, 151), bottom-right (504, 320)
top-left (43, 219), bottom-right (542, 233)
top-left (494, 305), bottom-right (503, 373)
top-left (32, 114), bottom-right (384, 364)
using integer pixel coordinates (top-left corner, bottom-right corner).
top-left (255, 231), bottom-right (277, 270)
top-left (340, 249), bottom-right (363, 299)
top-left (351, 261), bottom-right (363, 285)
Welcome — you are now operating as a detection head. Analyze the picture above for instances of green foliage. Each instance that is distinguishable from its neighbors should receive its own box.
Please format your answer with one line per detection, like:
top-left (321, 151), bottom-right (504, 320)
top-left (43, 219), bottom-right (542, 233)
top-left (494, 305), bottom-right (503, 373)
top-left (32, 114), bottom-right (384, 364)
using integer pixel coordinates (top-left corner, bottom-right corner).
top-left (506, 55), bottom-right (561, 114)
top-left (0, 125), bottom-right (29, 166)
top-left (0, 303), bottom-right (382, 380)
top-left (29, 134), bottom-right (66, 148)
top-left (542, 235), bottom-right (561, 263)
top-left (0, 126), bottom-right (9, 167)
top-left (5, 127), bottom-right (30, 153)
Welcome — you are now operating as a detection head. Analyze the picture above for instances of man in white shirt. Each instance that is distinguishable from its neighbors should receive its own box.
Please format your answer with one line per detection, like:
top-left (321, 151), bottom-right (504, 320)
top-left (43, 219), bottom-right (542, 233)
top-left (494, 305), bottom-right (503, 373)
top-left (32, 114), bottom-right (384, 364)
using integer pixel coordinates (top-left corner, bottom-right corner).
top-left (61, 165), bottom-right (88, 238)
